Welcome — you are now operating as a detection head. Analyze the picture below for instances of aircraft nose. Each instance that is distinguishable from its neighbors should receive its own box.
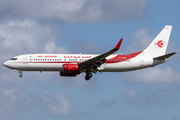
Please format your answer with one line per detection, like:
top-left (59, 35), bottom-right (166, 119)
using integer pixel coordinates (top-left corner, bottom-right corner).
top-left (3, 61), bottom-right (15, 69)
top-left (3, 61), bottom-right (9, 67)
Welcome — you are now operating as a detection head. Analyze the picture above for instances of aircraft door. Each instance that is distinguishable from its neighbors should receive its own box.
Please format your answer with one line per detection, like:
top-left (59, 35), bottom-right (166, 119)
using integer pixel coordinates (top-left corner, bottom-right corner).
top-left (23, 56), bottom-right (28, 63)
top-left (22, 56), bottom-right (29, 70)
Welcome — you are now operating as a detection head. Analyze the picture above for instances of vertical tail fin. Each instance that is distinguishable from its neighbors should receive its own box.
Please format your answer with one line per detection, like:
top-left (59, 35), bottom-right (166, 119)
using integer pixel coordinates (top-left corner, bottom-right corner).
top-left (139, 25), bottom-right (172, 57)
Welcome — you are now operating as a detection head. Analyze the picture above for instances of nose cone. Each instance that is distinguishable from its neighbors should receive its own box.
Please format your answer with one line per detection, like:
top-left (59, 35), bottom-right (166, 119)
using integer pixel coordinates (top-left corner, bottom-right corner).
top-left (3, 61), bottom-right (10, 68)
top-left (3, 61), bottom-right (16, 70)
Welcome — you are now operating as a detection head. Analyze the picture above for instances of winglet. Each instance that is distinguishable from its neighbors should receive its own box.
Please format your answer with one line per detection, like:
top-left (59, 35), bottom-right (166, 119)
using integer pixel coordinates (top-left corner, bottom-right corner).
top-left (114, 38), bottom-right (123, 50)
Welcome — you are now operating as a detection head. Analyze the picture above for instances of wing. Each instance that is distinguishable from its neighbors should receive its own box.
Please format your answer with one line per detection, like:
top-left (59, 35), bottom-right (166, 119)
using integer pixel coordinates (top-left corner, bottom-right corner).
top-left (79, 38), bottom-right (123, 72)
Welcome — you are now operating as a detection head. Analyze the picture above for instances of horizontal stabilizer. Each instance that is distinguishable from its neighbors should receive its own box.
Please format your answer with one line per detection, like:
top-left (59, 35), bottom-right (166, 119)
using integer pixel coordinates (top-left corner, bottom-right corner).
top-left (153, 52), bottom-right (177, 60)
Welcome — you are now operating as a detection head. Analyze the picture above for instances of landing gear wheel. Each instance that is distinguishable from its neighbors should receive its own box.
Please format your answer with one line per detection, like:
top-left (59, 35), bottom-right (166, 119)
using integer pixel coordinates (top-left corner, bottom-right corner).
top-left (87, 72), bottom-right (92, 78)
top-left (85, 72), bottom-right (92, 81)
top-left (19, 74), bottom-right (23, 78)
top-left (85, 76), bottom-right (90, 80)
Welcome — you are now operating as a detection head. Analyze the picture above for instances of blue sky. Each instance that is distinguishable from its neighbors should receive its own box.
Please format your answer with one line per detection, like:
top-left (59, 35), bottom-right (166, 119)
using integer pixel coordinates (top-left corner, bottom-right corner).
top-left (0, 0), bottom-right (180, 120)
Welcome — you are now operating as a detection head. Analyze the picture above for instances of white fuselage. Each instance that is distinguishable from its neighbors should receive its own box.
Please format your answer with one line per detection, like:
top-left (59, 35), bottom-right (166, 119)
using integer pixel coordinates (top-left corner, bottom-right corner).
top-left (3, 53), bottom-right (166, 73)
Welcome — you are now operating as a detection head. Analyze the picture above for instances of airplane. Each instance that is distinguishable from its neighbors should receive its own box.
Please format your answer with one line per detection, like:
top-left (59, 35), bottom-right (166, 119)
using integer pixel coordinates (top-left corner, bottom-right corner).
top-left (3, 25), bottom-right (176, 80)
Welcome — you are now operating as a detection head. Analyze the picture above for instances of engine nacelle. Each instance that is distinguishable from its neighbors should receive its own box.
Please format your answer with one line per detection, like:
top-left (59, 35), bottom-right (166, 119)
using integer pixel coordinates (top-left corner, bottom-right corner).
top-left (62, 64), bottom-right (79, 73)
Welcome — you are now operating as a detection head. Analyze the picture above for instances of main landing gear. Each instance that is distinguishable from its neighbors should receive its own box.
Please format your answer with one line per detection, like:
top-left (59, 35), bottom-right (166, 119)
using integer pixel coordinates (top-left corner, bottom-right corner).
top-left (85, 71), bottom-right (92, 80)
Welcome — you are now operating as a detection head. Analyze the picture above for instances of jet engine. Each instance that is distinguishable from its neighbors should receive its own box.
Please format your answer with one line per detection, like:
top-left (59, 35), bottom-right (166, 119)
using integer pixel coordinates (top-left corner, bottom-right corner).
top-left (60, 64), bottom-right (79, 77)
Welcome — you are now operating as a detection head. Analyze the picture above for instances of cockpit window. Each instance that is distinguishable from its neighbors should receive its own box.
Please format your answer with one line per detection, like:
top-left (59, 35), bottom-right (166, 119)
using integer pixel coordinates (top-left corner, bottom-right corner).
top-left (10, 58), bottom-right (17, 60)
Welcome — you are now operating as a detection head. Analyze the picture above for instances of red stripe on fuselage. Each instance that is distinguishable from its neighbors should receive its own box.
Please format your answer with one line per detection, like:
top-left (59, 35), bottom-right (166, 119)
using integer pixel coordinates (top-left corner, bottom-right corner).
top-left (16, 62), bottom-right (80, 64)
top-left (15, 51), bottom-right (142, 64)
top-left (105, 51), bottom-right (143, 63)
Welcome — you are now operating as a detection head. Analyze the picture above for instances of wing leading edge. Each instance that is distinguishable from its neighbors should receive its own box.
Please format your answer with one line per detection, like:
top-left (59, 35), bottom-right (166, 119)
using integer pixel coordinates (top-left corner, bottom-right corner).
top-left (79, 38), bottom-right (123, 71)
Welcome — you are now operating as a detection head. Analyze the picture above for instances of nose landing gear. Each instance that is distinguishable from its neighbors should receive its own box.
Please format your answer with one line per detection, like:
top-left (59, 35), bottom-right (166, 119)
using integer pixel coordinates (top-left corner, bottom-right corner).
top-left (19, 73), bottom-right (23, 78)
top-left (13, 70), bottom-right (23, 78)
